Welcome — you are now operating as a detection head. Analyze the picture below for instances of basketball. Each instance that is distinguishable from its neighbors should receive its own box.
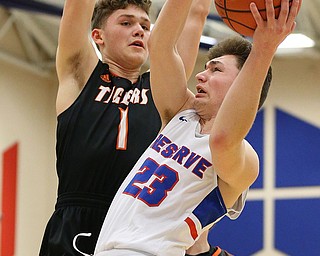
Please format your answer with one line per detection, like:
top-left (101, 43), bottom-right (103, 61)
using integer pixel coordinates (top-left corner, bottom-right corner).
top-left (214, 0), bottom-right (300, 37)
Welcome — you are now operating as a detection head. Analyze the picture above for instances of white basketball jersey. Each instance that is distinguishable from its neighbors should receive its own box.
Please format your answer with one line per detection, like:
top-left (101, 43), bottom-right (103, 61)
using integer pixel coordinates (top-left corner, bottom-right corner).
top-left (94, 109), bottom-right (247, 256)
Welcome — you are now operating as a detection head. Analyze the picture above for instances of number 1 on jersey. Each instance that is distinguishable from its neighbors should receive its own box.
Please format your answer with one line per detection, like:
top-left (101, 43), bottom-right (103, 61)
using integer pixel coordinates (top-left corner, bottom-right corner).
top-left (117, 107), bottom-right (129, 150)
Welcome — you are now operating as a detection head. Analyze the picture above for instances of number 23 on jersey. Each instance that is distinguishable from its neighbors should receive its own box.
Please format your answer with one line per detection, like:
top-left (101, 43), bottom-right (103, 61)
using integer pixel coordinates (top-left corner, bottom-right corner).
top-left (123, 158), bottom-right (179, 206)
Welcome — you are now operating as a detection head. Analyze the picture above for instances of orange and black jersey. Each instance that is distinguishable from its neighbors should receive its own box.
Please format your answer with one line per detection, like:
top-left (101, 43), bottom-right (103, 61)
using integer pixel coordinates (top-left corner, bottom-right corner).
top-left (56, 60), bottom-right (161, 203)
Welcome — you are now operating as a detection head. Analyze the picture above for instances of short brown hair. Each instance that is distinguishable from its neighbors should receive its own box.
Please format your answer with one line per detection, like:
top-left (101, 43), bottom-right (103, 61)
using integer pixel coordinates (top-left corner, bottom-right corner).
top-left (208, 36), bottom-right (272, 110)
top-left (92, 0), bottom-right (152, 30)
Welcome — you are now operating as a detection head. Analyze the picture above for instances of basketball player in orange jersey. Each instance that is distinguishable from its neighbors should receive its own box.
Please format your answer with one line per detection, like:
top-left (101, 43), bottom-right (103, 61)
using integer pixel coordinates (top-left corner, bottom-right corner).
top-left (39, 0), bottom-right (228, 255)
top-left (93, 0), bottom-right (301, 255)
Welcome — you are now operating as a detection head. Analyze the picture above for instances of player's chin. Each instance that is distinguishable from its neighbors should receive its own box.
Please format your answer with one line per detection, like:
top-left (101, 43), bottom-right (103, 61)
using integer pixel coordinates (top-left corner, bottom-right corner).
top-left (195, 93), bottom-right (207, 99)
top-left (127, 52), bottom-right (148, 66)
top-left (193, 97), bottom-right (207, 109)
top-left (131, 47), bottom-right (147, 56)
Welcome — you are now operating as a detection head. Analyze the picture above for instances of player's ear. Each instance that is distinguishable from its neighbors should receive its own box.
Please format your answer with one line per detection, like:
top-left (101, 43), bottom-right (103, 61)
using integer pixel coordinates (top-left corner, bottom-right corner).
top-left (92, 28), bottom-right (104, 46)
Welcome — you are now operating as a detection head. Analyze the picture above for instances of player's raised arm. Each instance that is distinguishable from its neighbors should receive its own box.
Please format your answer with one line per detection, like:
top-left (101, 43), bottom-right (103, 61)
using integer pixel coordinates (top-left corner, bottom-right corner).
top-left (149, 0), bottom-right (195, 125)
top-left (56, 0), bottom-right (98, 115)
top-left (209, 0), bottom-right (301, 204)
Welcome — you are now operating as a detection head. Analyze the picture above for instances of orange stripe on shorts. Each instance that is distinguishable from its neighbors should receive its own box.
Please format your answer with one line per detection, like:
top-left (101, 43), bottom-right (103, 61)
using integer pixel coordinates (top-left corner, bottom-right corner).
top-left (212, 246), bottom-right (222, 256)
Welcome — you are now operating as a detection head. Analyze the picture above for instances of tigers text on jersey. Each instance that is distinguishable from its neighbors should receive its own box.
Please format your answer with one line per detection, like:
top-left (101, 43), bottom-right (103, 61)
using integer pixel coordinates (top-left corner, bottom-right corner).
top-left (94, 109), bottom-right (247, 256)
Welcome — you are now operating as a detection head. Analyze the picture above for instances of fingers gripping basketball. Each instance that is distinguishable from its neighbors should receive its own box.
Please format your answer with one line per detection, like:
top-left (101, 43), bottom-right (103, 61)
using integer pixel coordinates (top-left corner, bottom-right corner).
top-left (214, 0), bottom-right (300, 37)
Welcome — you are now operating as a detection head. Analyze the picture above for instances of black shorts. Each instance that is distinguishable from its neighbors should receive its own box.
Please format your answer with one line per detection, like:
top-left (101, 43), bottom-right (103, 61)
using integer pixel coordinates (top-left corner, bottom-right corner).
top-left (39, 194), bottom-right (111, 256)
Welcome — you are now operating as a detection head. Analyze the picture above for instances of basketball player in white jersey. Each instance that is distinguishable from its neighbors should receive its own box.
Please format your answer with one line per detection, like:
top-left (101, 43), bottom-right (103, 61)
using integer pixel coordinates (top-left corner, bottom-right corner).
top-left (94, 0), bottom-right (301, 255)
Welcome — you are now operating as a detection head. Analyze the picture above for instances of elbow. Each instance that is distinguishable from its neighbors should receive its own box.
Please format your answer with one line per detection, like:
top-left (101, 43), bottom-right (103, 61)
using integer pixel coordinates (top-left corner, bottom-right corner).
top-left (209, 130), bottom-right (232, 152)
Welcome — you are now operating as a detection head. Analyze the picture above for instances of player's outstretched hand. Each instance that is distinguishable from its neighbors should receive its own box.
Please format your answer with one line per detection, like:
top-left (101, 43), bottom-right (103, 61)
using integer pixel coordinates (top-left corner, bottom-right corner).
top-left (250, 0), bottom-right (301, 54)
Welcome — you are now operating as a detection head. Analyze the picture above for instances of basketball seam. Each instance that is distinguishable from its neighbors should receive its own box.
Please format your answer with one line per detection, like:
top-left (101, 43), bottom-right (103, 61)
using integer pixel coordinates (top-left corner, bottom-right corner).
top-left (215, 4), bottom-right (283, 12)
top-left (221, 17), bottom-right (256, 31)
top-left (214, 0), bottom-right (294, 36)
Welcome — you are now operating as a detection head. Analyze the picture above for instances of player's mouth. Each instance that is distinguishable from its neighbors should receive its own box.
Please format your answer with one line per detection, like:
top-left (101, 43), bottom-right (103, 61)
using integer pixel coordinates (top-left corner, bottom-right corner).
top-left (195, 85), bottom-right (206, 97)
top-left (130, 40), bottom-right (144, 48)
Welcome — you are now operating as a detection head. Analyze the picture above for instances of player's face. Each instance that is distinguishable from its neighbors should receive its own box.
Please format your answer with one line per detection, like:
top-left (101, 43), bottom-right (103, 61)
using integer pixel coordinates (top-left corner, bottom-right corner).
top-left (194, 55), bottom-right (240, 117)
top-left (96, 5), bottom-right (151, 69)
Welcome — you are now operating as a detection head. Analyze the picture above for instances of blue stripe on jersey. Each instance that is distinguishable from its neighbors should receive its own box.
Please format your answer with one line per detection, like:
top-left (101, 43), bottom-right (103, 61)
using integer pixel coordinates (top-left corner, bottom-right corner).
top-left (193, 187), bottom-right (227, 228)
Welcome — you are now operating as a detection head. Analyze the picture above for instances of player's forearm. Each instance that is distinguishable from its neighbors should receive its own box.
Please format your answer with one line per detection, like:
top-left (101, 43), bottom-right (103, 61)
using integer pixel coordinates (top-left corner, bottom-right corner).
top-left (59, 0), bottom-right (95, 47)
top-left (177, 0), bottom-right (211, 79)
top-left (149, 0), bottom-right (193, 54)
top-left (211, 47), bottom-right (273, 147)
top-left (149, 0), bottom-right (195, 122)
top-left (211, 0), bottom-right (300, 146)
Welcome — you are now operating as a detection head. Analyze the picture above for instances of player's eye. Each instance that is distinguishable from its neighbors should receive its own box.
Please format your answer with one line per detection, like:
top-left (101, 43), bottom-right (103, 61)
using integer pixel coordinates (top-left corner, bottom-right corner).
top-left (121, 21), bottom-right (130, 26)
top-left (211, 67), bottom-right (221, 72)
top-left (141, 25), bottom-right (150, 31)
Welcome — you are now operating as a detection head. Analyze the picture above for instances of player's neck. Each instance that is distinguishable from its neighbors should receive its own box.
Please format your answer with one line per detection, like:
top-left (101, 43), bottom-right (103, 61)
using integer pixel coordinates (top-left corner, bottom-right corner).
top-left (199, 117), bottom-right (215, 135)
top-left (106, 61), bottom-right (141, 84)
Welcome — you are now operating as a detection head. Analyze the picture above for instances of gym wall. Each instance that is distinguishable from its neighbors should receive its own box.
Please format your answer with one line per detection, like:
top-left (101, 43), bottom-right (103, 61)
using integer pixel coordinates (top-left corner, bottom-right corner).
top-left (0, 60), bottom-right (57, 255)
